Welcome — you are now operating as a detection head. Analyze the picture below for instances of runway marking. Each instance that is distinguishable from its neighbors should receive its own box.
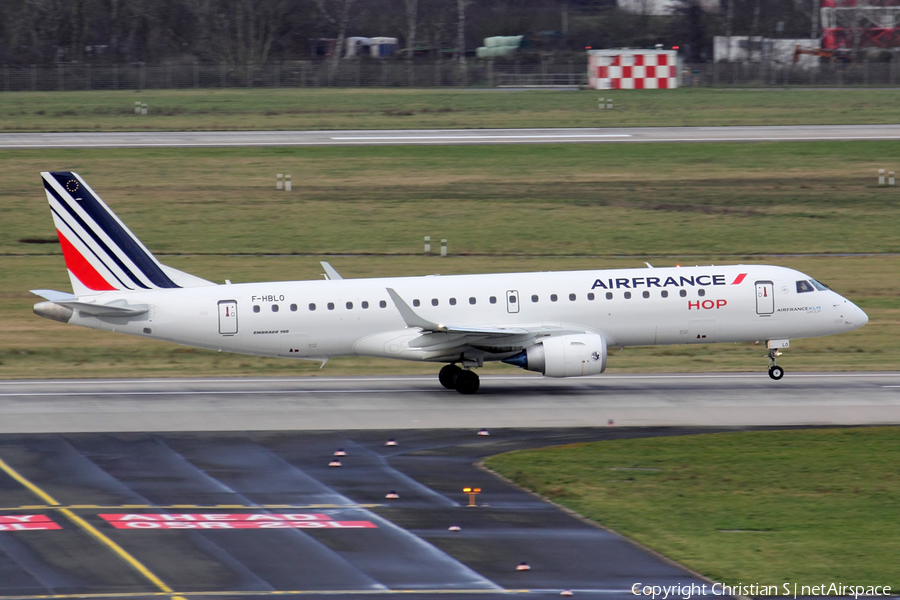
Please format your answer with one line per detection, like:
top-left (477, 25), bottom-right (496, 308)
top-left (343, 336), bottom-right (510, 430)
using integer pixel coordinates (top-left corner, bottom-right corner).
top-left (0, 372), bottom-right (893, 387)
top-left (0, 389), bottom-right (424, 397)
top-left (0, 457), bottom-right (181, 599)
top-left (0, 373), bottom-right (891, 397)
top-left (0, 503), bottom-right (384, 511)
top-left (331, 134), bottom-right (633, 140)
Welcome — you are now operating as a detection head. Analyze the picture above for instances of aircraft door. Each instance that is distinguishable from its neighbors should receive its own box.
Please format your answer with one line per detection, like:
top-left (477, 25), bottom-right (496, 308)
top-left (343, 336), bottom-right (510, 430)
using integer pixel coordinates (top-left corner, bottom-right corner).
top-left (755, 281), bottom-right (775, 315)
top-left (506, 290), bottom-right (519, 314)
top-left (218, 300), bottom-right (238, 335)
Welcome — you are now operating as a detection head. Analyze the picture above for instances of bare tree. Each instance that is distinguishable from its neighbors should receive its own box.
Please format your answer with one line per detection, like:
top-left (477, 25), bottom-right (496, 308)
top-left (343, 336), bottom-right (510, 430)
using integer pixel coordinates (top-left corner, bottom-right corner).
top-left (455, 0), bottom-right (468, 85)
top-left (314, 0), bottom-right (354, 83)
top-left (404, 0), bottom-right (418, 85)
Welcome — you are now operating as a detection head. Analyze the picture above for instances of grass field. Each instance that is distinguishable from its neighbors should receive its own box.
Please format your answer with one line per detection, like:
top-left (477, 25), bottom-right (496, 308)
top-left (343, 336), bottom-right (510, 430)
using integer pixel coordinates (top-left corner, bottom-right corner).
top-left (484, 427), bottom-right (900, 586)
top-left (2, 140), bottom-right (899, 378)
top-left (0, 88), bottom-right (899, 132)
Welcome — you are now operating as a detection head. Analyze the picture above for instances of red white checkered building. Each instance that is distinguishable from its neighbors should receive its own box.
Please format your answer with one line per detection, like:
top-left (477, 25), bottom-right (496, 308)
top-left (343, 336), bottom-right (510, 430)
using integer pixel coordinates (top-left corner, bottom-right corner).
top-left (588, 49), bottom-right (679, 90)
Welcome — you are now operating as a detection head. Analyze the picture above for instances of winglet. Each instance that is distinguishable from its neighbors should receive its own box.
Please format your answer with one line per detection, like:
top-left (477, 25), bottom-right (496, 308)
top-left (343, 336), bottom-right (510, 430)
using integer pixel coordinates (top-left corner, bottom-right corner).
top-left (386, 288), bottom-right (446, 331)
top-left (320, 261), bottom-right (343, 280)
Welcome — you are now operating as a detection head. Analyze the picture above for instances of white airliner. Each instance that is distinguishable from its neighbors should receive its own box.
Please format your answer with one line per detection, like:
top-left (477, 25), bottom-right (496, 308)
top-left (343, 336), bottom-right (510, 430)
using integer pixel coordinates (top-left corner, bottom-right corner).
top-left (32, 171), bottom-right (868, 393)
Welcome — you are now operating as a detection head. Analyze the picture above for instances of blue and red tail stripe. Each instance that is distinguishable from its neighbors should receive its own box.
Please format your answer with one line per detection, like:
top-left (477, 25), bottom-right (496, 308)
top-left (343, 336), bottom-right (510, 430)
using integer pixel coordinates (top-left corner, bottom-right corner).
top-left (42, 171), bottom-right (180, 292)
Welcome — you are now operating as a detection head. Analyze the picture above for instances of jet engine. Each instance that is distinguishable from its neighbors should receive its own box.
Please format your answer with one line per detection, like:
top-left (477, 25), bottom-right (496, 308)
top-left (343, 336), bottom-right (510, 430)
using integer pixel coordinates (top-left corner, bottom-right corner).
top-left (502, 333), bottom-right (607, 377)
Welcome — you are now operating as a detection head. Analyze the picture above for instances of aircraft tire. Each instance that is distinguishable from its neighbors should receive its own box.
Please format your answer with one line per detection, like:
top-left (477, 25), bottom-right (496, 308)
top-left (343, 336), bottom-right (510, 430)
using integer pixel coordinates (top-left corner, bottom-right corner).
top-left (768, 365), bottom-right (785, 380)
top-left (439, 364), bottom-right (462, 389)
top-left (455, 370), bottom-right (480, 395)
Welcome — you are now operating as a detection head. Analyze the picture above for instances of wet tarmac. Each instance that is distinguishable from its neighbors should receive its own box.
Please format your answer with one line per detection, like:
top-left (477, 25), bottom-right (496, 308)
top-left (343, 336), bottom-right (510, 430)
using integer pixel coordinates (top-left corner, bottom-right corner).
top-left (0, 427), bottom-right (721, 600)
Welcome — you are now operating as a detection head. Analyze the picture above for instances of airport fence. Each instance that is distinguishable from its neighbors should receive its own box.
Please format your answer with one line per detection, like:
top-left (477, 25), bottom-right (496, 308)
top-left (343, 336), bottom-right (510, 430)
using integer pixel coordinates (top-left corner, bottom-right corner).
top-left (0, 59), bottom-right (897, 91)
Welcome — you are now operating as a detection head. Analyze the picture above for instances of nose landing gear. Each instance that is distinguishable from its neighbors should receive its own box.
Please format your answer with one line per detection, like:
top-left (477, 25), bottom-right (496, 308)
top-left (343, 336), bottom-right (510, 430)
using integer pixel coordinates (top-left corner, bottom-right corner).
top-left (767, 349), bottom-right (785, 380)
top-left (438, 364), bottom-right (480, 394)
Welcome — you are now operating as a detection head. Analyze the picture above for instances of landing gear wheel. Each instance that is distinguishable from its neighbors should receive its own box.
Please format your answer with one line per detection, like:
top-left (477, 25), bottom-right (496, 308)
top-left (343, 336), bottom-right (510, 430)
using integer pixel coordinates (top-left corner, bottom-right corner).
top-left (768, 365), bottom-right (784, 380)
top-left (439, 364), bottom-right (462, 389)
top-left (455, 370), bottom-right (480, 395)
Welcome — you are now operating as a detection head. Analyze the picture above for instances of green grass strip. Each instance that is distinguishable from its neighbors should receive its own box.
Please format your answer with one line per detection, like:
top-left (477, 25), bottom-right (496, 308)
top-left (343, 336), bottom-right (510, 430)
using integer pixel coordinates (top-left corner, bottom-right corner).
top-left (485, 427), bottom-right (900, 586)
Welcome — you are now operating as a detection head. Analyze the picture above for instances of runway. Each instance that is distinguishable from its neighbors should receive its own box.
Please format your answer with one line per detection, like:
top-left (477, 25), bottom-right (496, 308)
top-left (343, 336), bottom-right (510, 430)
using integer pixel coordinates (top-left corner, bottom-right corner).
top-left (1, 372), bottom-right (898, 434)
top-left (2, 124), bottom-right (900, 148)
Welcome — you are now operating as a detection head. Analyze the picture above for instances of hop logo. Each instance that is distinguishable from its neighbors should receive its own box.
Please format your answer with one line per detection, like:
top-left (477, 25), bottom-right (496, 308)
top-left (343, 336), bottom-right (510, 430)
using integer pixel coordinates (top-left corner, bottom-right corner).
top-left (591, 351), bottom-right (601, 362)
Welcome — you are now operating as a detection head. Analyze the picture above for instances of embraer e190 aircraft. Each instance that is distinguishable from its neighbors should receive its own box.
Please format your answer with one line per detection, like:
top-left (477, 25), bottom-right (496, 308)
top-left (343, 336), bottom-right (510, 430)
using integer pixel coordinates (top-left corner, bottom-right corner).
top-left (32, 172), bottom-right (868, 394)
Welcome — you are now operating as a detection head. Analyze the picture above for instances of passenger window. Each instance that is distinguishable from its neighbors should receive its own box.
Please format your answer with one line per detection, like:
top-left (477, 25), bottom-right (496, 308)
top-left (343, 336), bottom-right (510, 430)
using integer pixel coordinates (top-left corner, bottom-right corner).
top-left (380, 300), bottom-right (387, 308)
top-left (680, 290), bottom-right (687, 297)
top-left (327, 302), bottom-right (335, 310)
top-left (661, 291), bottom-right (668, 298)
top-left (551, 294), bottom-right (558, 302)
top-left (449, 298), bottom-right (456, 305)
top-left (490, 296), bottom-right (497, 304)
top-left (432, 298), bottom-right (439, 306)
top-left (413, 299), bottom-right (421, 307)
top-left (346, 302), bottom-right (353, 309)
top-left (532, 294), bottom-right (539, 303)
top-left (272, 304), bottom-right (279, 312)
top-left (569, 293), bottom-right (576, 301)
top-left (362, 301), bottom-right (369, 309)
top-left (509, 295), bottom-right (516, 304)
top-left (309, 303), bottom-right (316, 311)
top-left (290, 304), bottom-right (297, 311)
top-left (642, 291), bottom-right (649, 299)
top-left (698, 289), bottom-right (706, 297)
top-left (469, 297), bottom-right (476, 305)
top-left (624, 292), bottom-right (632, 299)
top-left (796, 280), bottom-right (815, 293)
top-left (606, 292), bottom-right (613, 300)
top-left (253, 305), bottom-right (260, 313)
top-left (588, 292), bottom-right (595, 301)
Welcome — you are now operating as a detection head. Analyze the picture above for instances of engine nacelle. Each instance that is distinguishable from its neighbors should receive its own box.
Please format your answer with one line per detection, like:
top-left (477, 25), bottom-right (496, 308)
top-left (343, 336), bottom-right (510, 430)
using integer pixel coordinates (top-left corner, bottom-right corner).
top-left (504, 333), bottom-right (607, 378)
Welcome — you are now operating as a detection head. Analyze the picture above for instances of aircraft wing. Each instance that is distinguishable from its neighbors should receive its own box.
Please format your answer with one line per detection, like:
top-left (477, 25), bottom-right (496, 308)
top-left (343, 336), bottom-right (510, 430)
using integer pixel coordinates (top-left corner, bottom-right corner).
top-left (386, 288), bottom-right (532, 335)
top-left (385, 288), bottom-right (588, 354)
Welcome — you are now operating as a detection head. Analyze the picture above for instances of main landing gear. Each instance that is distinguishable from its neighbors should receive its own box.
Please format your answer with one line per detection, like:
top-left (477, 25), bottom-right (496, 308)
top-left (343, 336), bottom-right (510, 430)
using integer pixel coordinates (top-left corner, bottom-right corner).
top-left (439, 364), bottom-right (480, 395)
top-left (767, 349), bottom-right (785, 380)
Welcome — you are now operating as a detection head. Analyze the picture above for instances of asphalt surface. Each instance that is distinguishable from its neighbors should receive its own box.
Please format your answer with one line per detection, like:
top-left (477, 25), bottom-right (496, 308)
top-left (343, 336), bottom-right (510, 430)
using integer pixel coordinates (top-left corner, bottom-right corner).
top-left (2, 124), bottom-right (900, 148)
top-left (1, 372), bottom-right (898, 434)
top-left (0, 427), bottom-right (719, 599)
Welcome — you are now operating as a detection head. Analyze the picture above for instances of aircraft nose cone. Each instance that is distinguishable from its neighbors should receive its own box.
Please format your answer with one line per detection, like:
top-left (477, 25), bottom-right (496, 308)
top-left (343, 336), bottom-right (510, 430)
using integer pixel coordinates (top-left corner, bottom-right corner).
top-left (858, 305), bottom-right (869, 327)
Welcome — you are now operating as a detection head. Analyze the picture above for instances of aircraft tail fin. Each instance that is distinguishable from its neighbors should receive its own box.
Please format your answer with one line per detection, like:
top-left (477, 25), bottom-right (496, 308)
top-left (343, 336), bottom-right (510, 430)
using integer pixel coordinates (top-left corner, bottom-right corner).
top-left (41, 171), bottom-right (214, 295)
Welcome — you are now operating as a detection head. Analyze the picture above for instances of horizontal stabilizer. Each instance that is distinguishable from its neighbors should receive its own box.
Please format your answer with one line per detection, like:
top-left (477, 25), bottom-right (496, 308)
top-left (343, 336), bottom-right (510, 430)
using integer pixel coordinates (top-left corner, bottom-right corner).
top-left (30, 290), bottom-right (148, 317)
top-left (30, 289), bottom-right (76, 303)
top-left (59, 299), bottom-right (149, 317)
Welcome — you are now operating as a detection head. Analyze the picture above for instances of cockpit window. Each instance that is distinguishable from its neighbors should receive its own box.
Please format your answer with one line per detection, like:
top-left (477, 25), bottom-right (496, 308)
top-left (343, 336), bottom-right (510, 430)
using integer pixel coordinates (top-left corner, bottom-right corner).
top-left (809, 279), bottom-right (829, 291)
top-left (796, 280), bottom-right (815, 294)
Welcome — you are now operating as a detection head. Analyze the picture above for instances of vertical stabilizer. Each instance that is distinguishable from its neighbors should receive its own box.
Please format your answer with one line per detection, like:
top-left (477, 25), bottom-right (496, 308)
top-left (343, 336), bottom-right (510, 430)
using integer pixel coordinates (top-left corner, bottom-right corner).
top-left (41, 171), bottom-right (213, 295)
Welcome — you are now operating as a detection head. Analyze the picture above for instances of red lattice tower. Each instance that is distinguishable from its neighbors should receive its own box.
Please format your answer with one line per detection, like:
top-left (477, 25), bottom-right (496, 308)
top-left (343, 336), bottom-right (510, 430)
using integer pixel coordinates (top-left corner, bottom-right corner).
top-left (821, 0), bottom-right (900, 50)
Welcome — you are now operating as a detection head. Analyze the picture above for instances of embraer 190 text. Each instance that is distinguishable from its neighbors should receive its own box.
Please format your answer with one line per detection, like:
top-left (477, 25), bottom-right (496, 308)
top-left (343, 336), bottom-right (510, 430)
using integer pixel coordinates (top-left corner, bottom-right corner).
top-left (32, 172), bottom-right (868, 393)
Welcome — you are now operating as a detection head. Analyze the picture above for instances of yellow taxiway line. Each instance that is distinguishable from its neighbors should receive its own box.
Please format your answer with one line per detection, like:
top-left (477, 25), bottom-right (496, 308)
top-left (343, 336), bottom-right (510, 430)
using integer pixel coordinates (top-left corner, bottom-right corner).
top-left (0, 456), bottom-right (186, 600)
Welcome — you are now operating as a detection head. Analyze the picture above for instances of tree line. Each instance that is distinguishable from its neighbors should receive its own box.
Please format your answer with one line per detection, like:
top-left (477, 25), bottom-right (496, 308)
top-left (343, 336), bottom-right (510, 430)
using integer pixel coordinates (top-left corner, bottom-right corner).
top-left (0, 0), bottom-right (820, 66)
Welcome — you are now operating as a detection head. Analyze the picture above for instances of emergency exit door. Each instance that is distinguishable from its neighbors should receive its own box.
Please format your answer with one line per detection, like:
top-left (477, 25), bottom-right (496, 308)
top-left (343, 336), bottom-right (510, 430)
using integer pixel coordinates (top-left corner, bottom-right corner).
top-left (506, 290), bottom-right (519, 314)
top-left (755, 281), bottom-right (774, 315)
top-left (218, 300), bottom-right (238, 335)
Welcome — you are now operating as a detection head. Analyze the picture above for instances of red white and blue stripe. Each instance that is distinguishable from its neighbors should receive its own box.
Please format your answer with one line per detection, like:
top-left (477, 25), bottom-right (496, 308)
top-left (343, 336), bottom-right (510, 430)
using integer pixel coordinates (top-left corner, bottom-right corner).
top-left (42, 171), bottom-right (180, 293)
